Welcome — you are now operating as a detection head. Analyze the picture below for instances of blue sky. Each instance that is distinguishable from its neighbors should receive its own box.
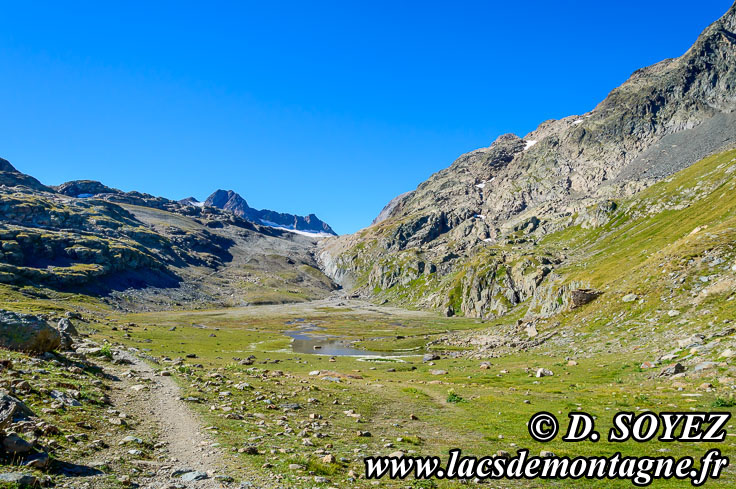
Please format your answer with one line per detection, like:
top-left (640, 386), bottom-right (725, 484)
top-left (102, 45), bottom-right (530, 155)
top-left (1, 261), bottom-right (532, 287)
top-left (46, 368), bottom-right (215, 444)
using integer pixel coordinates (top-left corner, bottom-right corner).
top-left (0, 1), bottom-right (730, 234)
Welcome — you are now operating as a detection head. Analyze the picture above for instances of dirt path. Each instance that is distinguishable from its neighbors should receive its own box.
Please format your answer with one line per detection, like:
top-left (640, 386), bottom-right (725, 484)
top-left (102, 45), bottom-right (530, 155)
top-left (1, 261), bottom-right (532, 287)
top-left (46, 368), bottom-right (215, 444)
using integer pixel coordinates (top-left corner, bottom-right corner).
top-left (109, 350), bottom-right (231, 488)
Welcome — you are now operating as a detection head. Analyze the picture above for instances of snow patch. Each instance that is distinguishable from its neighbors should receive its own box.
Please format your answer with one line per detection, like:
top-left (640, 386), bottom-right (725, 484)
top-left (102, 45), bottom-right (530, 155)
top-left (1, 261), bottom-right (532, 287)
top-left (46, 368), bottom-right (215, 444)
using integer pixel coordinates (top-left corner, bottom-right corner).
top-left (259, 219), bottom-right (332, 238)
top-left (573, 119), bottom-right (584, 125)
top-left (474, 214), bottom-right (486, 220)
top-left (483, 238), bottom-right (493, 243)
top-left (475, 182), bottom-right (486, 189)
top-left (524, 140), bottom-right (537, 150)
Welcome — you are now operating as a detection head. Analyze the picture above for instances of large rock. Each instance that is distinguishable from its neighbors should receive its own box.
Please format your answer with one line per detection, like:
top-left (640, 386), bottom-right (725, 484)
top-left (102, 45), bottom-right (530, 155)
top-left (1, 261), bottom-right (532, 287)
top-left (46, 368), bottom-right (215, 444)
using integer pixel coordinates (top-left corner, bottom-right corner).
top-left (0, 310), bottom-right (61, 353)
top-left (0, 391), bottom-right (34, 430)
top-left (57, 317), bottom-right (78, 350)
top-left (0, 473), bottom-right (38, 487)
top-left (2, 433), bottom-right (32, 454)
top-left (57, 317), bottom-right (78, 336)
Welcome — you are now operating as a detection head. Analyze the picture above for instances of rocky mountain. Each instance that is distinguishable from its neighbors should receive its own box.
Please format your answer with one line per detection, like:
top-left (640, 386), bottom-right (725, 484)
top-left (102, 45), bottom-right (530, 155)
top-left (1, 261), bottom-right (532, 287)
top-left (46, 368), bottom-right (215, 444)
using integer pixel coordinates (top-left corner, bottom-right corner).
top-left (200, 189), bottom-right (336, 236)
top-left (0, 158), bottom-right (53, 192)
top-left (318, 3), bottom-right (736, 318)
top-left (0, 163), bottom-right (337, 311)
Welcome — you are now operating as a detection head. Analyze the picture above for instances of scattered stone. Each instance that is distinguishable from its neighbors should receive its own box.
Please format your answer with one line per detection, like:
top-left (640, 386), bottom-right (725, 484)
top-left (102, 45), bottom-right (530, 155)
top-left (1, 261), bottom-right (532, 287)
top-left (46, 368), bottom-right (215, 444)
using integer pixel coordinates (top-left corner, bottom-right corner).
top-left (677, 335), bottom-right (704, 348)
top-left (693, 362), bottom-right (717, 372)
top-left (430, 369), bottom-right (448, 375)
top-left (535, 368), bottom-right (554, 378)
top-left (720, 349), bottom-right (735, 358)
top-left (659, 363), bottom-right (685, 377)
top-left (423, 353), bottom-right (440, 362)
top-left (180, 471), bottom-right (209, 482)
top-left (622, 294), bottom-right (638, 303)
top-left (50, 390), bottom-right (82, 407)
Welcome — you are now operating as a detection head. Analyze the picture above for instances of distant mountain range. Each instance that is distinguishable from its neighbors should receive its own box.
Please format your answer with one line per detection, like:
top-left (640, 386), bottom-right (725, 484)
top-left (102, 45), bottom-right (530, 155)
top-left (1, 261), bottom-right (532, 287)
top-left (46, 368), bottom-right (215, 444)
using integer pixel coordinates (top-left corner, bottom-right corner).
top-left (40, 176), bottom-right (335, 236)
top-left (181, 190), bottom-right (336, 236)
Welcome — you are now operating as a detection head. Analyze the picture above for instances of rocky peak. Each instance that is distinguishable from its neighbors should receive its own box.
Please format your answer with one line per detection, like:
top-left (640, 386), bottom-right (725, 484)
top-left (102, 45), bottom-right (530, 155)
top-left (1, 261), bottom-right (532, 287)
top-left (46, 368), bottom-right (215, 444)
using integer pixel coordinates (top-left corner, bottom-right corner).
top-left (0, 158), bottom-right (18, 173)
top-left (204, 190), bottom-right (249, 215)
top-left (0, 158), bottom-right (53, 192)
top-left (204, 189), bottom-right (336, 236)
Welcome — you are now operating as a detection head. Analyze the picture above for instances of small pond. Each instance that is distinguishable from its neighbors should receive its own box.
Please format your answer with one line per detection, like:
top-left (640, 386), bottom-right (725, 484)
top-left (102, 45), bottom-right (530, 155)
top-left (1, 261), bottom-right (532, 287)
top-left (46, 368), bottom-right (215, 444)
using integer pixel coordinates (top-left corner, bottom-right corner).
top-left (284, 323), bottom-right (402, 357)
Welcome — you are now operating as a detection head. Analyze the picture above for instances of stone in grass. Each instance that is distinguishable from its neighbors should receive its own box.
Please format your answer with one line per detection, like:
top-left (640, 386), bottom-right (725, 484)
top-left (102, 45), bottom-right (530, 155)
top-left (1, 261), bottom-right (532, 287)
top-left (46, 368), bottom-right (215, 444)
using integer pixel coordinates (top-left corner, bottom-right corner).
top-left (180, 471), bottom-right (209, 482)
top-left (659, 363), bottom-right (685, 377)
top-left (535, 368), bottom-right (554, 378)
top-left (2, 433), bottom-right (32, 454)
top-left (22, 452), bottom-right (49, 469)
top-left (622, 294), bottom-right (638, 303)
top-left (0, 473), bottom-right (38, 487)
top-left (0, 392), bottom-right (34, 430)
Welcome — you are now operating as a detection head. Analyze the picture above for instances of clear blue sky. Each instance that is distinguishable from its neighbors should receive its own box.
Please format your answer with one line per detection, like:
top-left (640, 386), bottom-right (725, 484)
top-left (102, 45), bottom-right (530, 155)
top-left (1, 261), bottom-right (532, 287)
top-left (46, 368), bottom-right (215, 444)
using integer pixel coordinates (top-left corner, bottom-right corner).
top-left (1, 1), bottom-right (731, 234)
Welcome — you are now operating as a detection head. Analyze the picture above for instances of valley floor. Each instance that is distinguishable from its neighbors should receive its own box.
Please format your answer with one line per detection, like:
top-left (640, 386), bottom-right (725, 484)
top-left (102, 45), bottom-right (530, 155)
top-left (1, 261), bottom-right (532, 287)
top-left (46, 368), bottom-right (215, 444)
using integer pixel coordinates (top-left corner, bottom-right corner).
top-left (3, 296), bottom-right (732, 488)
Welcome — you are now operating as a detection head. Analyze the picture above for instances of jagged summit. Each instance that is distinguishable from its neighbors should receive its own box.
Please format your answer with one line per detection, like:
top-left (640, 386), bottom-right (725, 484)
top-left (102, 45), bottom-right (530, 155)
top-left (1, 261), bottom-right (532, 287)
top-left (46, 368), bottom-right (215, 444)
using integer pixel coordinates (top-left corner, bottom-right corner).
top-left (202, 189), bottom-right (336, 236)
top-left (204, 189), bottom-right (249, 215)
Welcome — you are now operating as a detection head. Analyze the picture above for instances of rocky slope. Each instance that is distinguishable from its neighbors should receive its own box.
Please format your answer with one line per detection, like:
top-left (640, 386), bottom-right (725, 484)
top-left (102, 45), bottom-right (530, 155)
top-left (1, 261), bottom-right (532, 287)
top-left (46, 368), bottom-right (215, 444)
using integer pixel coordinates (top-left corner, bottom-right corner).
top-left (0, 162), bottom-right (337, 311)
top-left (318, 3), bottom-right (736, 319)
top-left (199, 189), bottom-right (336, 236)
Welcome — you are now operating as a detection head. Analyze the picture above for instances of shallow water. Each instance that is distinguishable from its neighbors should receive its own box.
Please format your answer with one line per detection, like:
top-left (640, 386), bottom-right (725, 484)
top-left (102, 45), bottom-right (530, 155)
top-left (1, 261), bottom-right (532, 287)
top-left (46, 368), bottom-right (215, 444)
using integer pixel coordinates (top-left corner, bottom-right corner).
top-left (284, 323), bottom-right (398, 357)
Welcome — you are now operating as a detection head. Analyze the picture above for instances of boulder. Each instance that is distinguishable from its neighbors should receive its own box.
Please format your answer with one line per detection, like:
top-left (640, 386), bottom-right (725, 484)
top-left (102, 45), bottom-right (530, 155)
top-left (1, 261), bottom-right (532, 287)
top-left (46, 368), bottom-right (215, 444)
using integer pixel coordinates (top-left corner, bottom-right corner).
top-left (0, 473), bottom-right (38, 487)
top-left (569, 289), bottom-right (602, 308)
top-left (2, 433), bottom-right (32, 454)
top-left (0, 310), bottom-right (61, 353)
top-left (659, 363), bottom-right (685, 377)
top-left (22, 452), bottom-right (49, 469)
top-left (535, 368), bottom-right (554, 378)
top-left (0, 391), bottom-right (34, 430)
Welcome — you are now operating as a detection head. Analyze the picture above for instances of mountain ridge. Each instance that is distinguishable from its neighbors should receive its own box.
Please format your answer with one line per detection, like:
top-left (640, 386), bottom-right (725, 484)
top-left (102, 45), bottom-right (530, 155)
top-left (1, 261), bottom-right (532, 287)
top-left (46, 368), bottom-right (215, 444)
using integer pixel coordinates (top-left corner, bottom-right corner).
top-left (318, 2), bottom-right (736, 318)
top-left (200, 189), bottom-right (336, 236)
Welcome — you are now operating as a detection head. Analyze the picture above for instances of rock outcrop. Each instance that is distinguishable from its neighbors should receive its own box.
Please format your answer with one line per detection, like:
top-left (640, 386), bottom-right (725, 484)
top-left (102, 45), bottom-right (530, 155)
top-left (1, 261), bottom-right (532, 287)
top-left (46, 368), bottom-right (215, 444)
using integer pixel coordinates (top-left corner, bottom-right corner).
top-left (0, 310), bottom-right (61, 353)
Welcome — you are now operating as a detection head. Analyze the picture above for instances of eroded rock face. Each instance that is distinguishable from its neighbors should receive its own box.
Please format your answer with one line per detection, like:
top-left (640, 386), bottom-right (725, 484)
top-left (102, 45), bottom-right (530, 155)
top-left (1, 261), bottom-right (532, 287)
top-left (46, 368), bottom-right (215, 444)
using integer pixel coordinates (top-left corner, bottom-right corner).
top-left (0, 310), bottom-right (61, 353)
top-left (319, 5), bottom-right (736, 319)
